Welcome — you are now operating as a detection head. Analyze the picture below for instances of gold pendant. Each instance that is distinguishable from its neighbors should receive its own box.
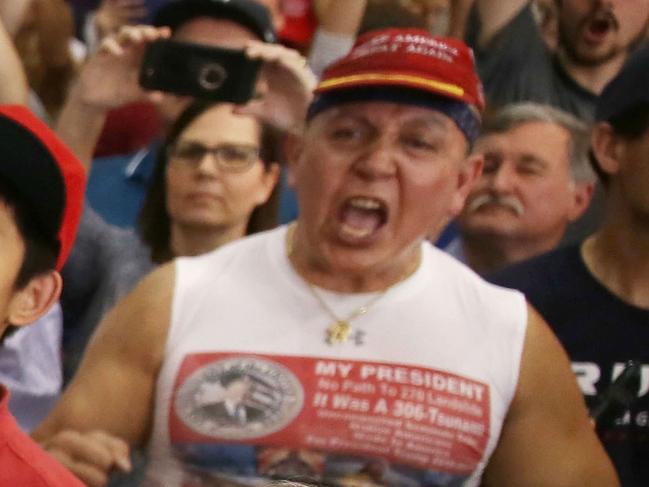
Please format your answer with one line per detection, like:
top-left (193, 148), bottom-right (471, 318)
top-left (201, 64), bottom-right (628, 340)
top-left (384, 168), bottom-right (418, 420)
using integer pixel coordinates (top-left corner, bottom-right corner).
top-left (326, 320), bottom-right (352, 345)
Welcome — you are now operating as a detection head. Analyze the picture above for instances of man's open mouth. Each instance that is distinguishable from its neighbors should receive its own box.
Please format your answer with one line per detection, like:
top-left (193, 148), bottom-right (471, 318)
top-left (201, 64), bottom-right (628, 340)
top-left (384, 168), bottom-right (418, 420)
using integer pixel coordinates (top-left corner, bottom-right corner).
top-left (338, 196), bottom-right (388, 240)
top-left (584, 12), bottom-right (617, 42)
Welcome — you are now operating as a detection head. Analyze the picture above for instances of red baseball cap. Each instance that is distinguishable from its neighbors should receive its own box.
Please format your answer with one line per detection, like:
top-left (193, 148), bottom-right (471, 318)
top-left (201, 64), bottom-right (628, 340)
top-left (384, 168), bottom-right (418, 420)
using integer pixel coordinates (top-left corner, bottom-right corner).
top-left (316, 28), bottom-right (485, 111)
top-left (0, 105), bottom-right (86, 270)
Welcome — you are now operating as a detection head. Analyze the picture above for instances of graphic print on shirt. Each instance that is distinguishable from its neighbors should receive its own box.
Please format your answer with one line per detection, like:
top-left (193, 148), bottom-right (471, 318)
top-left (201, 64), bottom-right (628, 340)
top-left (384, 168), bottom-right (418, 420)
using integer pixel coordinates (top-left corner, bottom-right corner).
top-left (573, 361), bottom-right (649, 434)
top-left (168, 352), bottom-right (491, 486)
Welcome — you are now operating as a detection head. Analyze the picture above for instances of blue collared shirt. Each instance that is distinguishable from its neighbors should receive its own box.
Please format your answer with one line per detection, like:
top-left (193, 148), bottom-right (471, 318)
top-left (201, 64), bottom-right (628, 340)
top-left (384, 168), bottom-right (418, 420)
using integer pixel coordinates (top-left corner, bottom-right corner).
top-left (85, 141), bottom-right (160, 228)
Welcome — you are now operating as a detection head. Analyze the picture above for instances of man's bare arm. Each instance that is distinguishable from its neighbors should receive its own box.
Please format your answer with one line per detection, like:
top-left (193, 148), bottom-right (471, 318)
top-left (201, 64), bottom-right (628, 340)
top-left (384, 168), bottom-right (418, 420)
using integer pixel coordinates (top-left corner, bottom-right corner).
top-left (483, 304), bottom-right (619, 486)
top-left (313, 0), bottom-right (367, 35)
top-left (447, 0), bottom-right (475, 38)
top-left (474, 0), bottom-right (529, 47)
top-left (32, 263), bottom-right (175, 486)
top-left (308, 0), bottom-right (367, 78)
top-left (0, 0), bottom-right (31, 37)
top-left (0, 10), bottom-right (28, 104)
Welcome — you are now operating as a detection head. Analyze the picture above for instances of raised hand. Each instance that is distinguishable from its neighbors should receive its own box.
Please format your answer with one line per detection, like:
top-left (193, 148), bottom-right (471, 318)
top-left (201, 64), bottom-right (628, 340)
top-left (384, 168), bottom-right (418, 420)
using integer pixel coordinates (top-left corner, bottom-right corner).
top-left (55, 24), bottom-right (171, 168)
top-left (237, 40), bottom-right (317, 134)
top-left (95, 0), bottom-right (149, 39)
top-left (74, 24), bottom-right (171, 111)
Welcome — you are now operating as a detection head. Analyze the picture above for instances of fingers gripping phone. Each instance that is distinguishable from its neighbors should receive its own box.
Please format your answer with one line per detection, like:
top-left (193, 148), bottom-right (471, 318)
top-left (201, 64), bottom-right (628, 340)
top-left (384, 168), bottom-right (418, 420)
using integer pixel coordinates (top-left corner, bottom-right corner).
top-left (139, 39), bottom-right (261, 104)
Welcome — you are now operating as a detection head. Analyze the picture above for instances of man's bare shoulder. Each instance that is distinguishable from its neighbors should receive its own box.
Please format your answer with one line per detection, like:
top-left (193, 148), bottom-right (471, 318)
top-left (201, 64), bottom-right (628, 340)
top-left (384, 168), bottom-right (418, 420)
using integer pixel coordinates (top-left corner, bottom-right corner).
top-left (483, 303), bottom-right (619, 486)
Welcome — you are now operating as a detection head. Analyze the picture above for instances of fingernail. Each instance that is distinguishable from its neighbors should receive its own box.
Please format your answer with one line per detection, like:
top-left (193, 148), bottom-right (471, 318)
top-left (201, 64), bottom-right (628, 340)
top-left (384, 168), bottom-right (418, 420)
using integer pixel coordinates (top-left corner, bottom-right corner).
top-left (116, 455), bottom-right (132, 472)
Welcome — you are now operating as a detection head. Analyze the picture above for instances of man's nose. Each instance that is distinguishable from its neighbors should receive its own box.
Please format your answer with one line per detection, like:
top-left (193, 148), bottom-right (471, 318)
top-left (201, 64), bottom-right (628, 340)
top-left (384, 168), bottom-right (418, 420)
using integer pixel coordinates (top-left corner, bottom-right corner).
top-left (488, 162), bottom-right (517, 193)
top-left (352, 137), bottom-right (398, 180)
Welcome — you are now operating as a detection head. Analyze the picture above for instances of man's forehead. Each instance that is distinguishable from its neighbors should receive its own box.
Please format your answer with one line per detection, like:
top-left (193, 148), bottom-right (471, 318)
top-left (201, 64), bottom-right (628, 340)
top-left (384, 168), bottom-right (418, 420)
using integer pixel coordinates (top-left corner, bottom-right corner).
top-left (474, 123), bottom-right (572, 161)
top-left (173, 17), bottom-right (258, 47)
top-left (316, 102), bottom-right (456, 128)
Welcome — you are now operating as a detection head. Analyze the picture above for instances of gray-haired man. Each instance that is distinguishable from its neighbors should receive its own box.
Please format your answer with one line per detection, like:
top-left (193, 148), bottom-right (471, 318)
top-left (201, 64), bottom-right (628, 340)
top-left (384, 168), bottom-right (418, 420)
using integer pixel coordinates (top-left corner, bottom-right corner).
top-left (447, 102), bottom-right (596, 273)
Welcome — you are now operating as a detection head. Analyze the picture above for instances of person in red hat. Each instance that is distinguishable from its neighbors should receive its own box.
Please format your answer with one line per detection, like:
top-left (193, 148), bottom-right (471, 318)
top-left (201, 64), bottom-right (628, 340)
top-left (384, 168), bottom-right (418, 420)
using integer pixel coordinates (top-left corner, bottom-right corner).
top-left (0, 105), bottom-right (85, 485)
top-left (34, 29), bottom-right (617, 487)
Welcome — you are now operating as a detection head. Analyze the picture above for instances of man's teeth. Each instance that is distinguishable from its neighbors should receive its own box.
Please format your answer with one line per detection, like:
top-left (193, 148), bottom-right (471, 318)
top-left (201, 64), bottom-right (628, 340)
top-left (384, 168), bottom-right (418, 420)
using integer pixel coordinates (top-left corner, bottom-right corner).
top-left (349, 197), bottom-right (381, 210)
top-left (341, 224), bottom-right (373, 239)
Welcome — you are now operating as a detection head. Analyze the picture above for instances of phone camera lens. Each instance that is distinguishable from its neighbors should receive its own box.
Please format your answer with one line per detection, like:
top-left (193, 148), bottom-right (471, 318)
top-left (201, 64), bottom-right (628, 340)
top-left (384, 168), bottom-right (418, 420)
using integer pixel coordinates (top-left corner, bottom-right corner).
top-left (198, 63), bottom-right (227, 91)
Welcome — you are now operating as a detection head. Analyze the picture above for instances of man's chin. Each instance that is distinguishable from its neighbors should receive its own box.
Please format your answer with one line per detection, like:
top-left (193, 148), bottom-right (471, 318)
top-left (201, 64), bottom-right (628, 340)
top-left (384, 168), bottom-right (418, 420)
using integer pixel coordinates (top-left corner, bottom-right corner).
top-left (566, 43), bottom-right (620, 67)
top-left (460, 222), bottom-right (520, 241)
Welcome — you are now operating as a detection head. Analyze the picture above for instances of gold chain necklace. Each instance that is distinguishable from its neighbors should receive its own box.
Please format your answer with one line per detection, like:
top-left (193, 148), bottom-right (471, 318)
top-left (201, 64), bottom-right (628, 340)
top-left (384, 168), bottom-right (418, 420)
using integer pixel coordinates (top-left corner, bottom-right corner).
top-left (286, 223), bottom-right (421, 345)
top-left (307, 278), bottom-right (390, 345)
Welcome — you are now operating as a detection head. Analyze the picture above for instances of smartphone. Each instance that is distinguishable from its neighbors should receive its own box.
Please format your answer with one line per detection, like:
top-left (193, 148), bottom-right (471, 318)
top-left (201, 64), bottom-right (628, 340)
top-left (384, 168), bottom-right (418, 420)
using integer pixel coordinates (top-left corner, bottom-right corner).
top-left (139, 39), bottom-right (261, 104)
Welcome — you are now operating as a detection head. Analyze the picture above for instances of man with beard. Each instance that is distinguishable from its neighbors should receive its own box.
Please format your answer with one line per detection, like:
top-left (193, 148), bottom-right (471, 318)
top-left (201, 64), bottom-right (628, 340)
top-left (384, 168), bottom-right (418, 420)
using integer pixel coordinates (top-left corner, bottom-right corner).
top-left (466, 0), bottom-right (649, 121)
top-left (489, 44), bottom-right (649, 486)
top-left (446, 102), bottom-right (596, 274)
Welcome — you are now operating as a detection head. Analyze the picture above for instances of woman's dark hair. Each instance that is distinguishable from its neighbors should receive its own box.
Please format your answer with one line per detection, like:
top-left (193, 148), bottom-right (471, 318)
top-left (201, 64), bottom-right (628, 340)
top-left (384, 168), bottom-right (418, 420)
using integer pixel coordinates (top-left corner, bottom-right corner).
top-left (138, 100), bottom-right (281, 264)
top-left (590, 102), bottom-right (649, 187)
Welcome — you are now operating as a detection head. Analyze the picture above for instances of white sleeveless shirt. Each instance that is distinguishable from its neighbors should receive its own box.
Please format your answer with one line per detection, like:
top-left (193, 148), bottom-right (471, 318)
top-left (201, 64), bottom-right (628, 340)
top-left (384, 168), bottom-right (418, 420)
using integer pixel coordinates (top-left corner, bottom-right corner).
top-left (145, 226), bottom-right (527, 487)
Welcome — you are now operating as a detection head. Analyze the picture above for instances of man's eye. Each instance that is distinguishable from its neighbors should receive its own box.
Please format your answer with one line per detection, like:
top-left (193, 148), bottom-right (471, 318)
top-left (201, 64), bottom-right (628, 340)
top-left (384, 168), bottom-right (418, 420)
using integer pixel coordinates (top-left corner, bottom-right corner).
top-left (332, 129), bottom-right (356, 139)
top-left (329, 126), bottom-right (363, 141)
top-left (518, 165), bottom-right (543, 176)
top-left (518, 158), bottom-right (546, 176)
top-left (402, 136), bottom-right (438, 152)
top-left (482, 154), bottom-right (500, 173)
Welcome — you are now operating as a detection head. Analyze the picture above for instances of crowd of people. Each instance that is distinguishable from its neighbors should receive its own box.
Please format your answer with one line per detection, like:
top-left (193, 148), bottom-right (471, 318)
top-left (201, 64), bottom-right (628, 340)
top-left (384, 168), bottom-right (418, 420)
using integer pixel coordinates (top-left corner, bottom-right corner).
top-left (0, 0), bottom-right (647, 486)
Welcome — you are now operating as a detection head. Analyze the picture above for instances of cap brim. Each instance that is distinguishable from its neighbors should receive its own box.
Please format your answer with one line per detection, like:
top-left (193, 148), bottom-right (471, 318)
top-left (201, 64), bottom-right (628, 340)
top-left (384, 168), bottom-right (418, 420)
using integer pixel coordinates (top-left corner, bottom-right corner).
top-left (315, 71), bottom-right (471, 106)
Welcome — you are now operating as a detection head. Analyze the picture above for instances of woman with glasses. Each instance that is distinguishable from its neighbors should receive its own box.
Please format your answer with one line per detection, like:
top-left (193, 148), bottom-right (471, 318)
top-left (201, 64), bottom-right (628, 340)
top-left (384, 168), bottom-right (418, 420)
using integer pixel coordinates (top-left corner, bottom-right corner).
top-left (61, 99), bottom-right (281, 383)
top-left (140, 100), bottom-right (280, 264)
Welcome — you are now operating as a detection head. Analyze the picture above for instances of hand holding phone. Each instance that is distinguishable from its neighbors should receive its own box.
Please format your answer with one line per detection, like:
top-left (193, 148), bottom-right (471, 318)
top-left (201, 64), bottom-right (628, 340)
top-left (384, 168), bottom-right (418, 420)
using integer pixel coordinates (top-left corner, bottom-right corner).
top-left (235, 40), bottom-right (317, 133)
top-left (139, 39), bottom-right (261, 104)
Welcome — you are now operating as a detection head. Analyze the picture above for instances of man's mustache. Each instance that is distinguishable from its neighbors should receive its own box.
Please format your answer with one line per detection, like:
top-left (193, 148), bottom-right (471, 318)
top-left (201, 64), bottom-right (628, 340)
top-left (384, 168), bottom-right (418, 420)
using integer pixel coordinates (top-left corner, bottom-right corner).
top-left (466, 193), bottom-right (524, 216)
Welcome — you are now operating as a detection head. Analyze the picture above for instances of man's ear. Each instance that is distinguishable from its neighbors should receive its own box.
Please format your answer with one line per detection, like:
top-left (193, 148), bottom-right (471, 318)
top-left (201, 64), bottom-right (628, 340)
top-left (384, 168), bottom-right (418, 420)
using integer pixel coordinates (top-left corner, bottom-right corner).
top-left (448, 153), bottom-right (484, 218)
top-left (591, 122), bottom-right (621, 176)
top-left (568, 181), bottom-right (595, 221)
top-left (282, 132), bottom-right (305, 189)
top-left (7, 270), bottom-right (62, 326)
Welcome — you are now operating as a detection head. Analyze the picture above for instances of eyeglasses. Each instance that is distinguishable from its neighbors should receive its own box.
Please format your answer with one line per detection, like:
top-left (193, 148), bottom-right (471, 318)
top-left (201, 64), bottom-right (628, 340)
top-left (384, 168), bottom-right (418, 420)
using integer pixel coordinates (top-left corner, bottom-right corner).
top-left (167, 141), bottom-right (260, 173)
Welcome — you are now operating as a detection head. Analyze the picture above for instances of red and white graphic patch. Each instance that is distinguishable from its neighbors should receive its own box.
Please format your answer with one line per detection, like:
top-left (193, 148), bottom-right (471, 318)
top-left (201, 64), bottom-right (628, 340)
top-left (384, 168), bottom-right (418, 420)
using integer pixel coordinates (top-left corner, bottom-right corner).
top-left (170, 353), bottom-right (490, 476)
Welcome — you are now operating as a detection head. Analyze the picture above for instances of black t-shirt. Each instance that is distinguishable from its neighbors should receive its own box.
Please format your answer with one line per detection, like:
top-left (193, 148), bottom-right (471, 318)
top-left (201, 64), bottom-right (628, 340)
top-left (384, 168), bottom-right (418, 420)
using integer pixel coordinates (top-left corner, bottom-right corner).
top-left (489, 245), bottom-right (649, 486)
top-left (466, 4), bottom-right (597, 121)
